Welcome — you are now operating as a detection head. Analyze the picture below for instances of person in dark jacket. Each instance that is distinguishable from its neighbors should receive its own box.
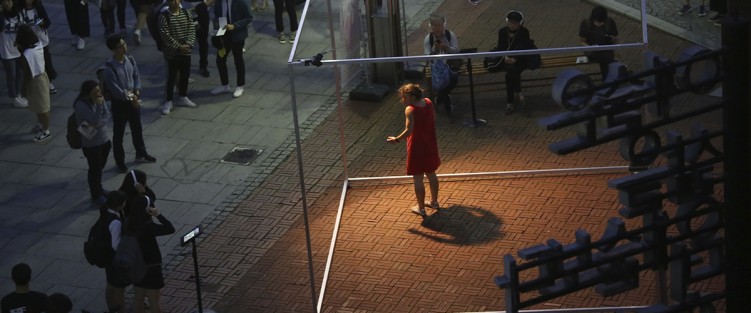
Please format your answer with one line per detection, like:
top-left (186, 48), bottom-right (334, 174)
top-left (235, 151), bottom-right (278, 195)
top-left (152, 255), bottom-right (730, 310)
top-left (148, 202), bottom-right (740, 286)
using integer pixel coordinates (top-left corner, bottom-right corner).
top-left (579, 6), bottom-right (619, 81)
top-left (124, 194), bottom-right (175, 313)
top-left (495, 10), bottom-right (533, 115)
top-left (210, 0), bottom-right (253, 98)
top-left (74, 80), bottom-right (112, 204)
top-left (101, 191), bottom-right (128, 313)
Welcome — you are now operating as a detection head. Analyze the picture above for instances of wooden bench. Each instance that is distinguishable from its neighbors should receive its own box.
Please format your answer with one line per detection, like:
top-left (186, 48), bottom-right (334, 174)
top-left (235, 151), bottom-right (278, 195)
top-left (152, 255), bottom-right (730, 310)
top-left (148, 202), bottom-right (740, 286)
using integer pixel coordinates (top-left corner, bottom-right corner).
top-left (424, 53), bottom-right (599, 97)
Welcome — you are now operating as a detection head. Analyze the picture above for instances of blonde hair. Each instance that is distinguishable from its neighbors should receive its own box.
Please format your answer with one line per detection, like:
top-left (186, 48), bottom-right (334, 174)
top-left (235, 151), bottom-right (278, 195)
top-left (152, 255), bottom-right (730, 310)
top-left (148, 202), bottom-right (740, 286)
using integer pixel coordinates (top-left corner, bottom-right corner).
top-left (398, 83), bottom-right (423, 99)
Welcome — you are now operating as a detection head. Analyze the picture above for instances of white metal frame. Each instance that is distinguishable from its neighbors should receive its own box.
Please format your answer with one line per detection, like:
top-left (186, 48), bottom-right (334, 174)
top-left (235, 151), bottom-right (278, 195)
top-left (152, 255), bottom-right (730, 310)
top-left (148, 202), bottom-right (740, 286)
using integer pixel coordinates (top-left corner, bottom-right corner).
top-left (285, 1), bottom-right (651, 312)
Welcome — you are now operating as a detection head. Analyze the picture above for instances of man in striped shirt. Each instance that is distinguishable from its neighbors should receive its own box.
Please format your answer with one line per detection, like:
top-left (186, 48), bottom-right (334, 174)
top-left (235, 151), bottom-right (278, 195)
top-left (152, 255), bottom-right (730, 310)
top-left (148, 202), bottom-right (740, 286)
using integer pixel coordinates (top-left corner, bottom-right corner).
top-left (158, 0), bottom-right (196, 115)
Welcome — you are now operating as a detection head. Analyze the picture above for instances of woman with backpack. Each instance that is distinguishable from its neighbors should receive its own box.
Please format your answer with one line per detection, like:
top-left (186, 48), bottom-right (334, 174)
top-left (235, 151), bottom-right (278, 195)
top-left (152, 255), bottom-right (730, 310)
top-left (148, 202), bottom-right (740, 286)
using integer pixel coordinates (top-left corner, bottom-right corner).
top-left (100, 191), bottom-right (128, 313)
top-left (74, 80), bottom-right (112, 204)
top-left (123, 193), bottom-right (175, 313)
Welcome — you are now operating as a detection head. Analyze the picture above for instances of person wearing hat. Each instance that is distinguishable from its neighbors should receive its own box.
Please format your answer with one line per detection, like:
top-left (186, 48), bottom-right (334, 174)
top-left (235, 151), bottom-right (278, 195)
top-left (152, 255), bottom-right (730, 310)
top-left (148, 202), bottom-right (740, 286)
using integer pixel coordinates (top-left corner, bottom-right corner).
top-left (579, 6), bottom-right (619, 81)
top-left (494, 10), bottom-right (533, 115)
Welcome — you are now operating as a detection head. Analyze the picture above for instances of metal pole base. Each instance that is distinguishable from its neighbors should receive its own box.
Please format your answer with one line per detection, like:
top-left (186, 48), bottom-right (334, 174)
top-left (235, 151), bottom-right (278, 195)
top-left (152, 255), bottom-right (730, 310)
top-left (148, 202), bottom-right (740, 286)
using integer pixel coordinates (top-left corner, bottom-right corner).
top-left (462, 118), bottom-right (487, 128)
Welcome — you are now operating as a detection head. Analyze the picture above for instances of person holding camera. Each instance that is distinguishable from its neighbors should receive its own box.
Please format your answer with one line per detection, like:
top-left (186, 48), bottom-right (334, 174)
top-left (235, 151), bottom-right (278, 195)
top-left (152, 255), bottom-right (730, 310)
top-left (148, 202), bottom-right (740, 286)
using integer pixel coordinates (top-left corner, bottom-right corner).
top-left (74, 80), bottom-right (112, 204)
top-left (424, 13), bottom-right (459, 115)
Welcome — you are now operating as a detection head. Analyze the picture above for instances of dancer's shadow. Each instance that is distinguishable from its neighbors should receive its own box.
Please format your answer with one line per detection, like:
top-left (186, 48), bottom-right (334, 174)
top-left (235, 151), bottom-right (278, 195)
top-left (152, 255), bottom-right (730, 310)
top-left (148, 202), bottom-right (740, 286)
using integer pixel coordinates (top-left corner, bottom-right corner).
top-left (408, 205), bottom-right (504, 245)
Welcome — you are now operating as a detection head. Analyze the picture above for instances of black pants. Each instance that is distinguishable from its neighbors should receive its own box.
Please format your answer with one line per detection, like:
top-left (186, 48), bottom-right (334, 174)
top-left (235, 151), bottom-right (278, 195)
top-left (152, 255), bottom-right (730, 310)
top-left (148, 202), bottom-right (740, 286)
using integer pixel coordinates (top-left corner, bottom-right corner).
top-left (501, 62), bottom-right (524, 103)
top-left (43, 46), bottom-right (56, 81)
top-left (166, 55), bottom-right (191, 101)
top-left (116, 0), bottom-right (126, 29)
top-left (194, 2), bottom-right (209, 70)
top-left (64, 0), bottom-right (90, 37)
top-left (82, 140), bottom-right (112, 199)
top-left (273, 0), bottom-right (298, 32)
top-left (100, 7), bottom-right (116, 35)
top-left (436, 71), bottom-right (458, 107)
top-left (216, 39), bottom-right (246, 86)
top-left (111, 99), bottom-right (147, 166)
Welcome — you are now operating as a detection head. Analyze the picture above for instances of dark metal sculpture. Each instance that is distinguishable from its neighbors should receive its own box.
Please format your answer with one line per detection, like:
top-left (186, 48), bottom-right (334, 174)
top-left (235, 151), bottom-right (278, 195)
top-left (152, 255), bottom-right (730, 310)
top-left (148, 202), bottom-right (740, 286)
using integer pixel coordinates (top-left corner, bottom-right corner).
top-left (495, 45), bottom-right (728, 313)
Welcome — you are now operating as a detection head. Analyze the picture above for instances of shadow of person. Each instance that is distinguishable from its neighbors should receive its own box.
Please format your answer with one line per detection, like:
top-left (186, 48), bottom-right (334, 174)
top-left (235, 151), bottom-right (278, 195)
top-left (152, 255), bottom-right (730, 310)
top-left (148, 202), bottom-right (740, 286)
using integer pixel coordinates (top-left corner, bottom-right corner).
top-left (408, 204), bottom-right (503, 245)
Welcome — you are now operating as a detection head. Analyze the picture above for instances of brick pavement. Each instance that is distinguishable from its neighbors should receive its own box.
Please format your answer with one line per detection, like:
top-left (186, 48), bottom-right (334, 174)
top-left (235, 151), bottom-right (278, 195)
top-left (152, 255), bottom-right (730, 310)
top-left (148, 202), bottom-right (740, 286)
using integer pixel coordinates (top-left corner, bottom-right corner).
top-left (159, 0), bottom-right (725, 312)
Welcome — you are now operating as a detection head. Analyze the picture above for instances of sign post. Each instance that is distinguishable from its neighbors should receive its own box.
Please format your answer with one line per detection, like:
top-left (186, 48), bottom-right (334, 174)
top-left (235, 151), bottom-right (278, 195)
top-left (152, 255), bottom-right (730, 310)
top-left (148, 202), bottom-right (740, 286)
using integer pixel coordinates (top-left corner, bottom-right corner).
top-left (181, 225), bottom-right (213, 313)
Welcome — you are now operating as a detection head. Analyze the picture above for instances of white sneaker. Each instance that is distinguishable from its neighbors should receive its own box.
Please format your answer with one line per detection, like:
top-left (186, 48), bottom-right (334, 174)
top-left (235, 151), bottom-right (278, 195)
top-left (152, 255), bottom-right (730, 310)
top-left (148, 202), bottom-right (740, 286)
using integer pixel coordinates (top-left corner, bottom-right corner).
top-left (289, 31), bottom-right (296, 44)
top-left (77, 38), bottom-right (85, 50)
top-left (210, 85), bottom-right (231, 95)
top-left (33, 130), bottom-right (51, 142)
top-left (49, 83), bottom-right (57, 94)
top-left (233, 86), bottom-right (244, 98)
top-left (133, 29), bottom-right (141, 45)
top-left (13, 96), bottom-right (28, 108)
top-left (177, 96), bottom-right (197, 107)
top-left (161, 101), bottom-right (173, 115)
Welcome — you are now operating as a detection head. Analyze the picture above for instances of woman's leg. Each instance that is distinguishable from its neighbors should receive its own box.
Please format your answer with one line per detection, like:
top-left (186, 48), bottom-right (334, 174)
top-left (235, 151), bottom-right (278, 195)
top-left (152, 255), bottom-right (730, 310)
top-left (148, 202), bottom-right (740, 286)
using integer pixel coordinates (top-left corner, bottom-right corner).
top-left (165, 58), bottom-right (178, 101)
top-left (177, 55), bottom-right (191, 97)
top-left (412, 174), bottom-right (426, 210)
top-left (133, 287), bottom-right (146, 313)
top-left (36, 112), bottom-right (50, 131)
top-left (1, 58), bottom-right (18, 99)
top-left (426, 172), bottom-right (439, 206)
top-left (145, 289), bottom-right (162, 313)
top-left (231, 41), bottom-right (245, 86)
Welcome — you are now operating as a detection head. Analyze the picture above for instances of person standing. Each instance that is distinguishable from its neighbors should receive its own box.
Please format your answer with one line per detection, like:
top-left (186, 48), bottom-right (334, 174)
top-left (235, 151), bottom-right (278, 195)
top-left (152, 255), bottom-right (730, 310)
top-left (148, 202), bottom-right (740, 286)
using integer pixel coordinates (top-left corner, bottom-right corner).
top-left (423, 13), bottom-right (459, 115)
top-left (579, 6), bottom-right (619, 81)
top-left (272, 0), bottom-right (297, 44)
top-left (210, 0), bottom-right (252, 98)
top-left (185, 0), bottom-right (212, 77)
top-left (103, 36), bottom-right (156, 173)
top-left (98, 191), bottom-right (128, 313)
top-left (75, 80), bottom-right (112, 204)
top-left (158, 0), bottom-right (196, 115)
top-left (1, 0), bottom-right (28, 108)
top-left (20, 0), bottom-right (57, 94)
top-left (125, 194), bottom-right (175, 313)
top-left (63, 0), bottom-right (90, 50)
top-left (495, 10), bottom-right (533, 115)
top-left (131, 0), bottom-right (156, 45)
top-left (1, 263), bottom-right (48, 313)
top-left (16, 24), bottom-right (51, 142)
top-left (386, 83), bottom-right (441, 217)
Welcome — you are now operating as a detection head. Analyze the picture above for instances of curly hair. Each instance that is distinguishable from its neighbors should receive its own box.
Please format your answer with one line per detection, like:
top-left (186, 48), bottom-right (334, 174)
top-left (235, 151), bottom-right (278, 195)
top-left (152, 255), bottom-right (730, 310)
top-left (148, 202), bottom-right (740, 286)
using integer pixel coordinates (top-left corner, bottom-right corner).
top-left (398, 83), bottom-right (423, 99)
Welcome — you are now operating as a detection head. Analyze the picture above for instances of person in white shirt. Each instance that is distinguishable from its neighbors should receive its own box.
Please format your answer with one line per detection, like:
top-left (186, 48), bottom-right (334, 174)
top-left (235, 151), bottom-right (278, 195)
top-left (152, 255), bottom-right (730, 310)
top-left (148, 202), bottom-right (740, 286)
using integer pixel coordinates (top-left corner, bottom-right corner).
top-left (0, 0), bottom-right (28, 108)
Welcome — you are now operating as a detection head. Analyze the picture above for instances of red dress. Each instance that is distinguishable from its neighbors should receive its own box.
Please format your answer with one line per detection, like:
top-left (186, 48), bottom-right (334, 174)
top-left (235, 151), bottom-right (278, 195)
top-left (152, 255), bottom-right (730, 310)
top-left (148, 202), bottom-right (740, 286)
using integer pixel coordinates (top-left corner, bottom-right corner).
top-left (406, 98), bottom-right (441, 175)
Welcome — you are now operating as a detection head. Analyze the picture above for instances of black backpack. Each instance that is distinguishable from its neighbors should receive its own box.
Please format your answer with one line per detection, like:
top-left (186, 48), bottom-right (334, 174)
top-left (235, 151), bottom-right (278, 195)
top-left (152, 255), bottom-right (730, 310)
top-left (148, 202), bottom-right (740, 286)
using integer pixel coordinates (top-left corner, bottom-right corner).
top-left (147, 2), bottom-right (169, 51)
top-left (66, 112), bottom-right (81, 149)
top-left (84, 213), bottom-right (117, 268)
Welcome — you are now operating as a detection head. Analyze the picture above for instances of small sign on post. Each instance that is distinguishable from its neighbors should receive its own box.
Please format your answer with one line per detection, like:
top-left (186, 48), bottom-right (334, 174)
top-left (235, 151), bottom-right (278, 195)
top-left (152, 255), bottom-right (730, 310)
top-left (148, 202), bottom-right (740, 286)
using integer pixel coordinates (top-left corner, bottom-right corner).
top-left (181, 225), bottom-right (214, 313)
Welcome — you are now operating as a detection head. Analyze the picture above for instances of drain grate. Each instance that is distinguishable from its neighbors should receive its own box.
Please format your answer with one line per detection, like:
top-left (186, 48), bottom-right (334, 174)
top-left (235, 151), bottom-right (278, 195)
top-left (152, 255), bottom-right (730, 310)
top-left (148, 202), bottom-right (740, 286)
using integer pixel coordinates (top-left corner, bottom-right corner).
top-left (221, 147), bottom-right (262, 165)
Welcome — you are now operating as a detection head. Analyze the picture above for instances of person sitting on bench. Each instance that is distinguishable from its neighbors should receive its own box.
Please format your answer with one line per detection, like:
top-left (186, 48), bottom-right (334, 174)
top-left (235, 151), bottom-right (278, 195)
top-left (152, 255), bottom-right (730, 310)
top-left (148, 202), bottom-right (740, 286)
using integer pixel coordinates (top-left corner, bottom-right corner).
top-left (424, 13), bottom-right (460, 115)
top-left (495, 10), bottom-right (533, 115)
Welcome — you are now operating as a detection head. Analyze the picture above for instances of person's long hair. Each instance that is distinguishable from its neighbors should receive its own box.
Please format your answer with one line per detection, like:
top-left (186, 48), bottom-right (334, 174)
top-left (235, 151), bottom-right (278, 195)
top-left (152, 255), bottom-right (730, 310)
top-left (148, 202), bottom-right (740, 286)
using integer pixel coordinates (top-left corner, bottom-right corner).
top-left (124, 194), bottom-right (152, 235)
top-left (14, 24), bottom-right (38, 51)
top-left (76, 80), bottom-right (99, 102)
top-left (119, 169), bottom-right (148, 195)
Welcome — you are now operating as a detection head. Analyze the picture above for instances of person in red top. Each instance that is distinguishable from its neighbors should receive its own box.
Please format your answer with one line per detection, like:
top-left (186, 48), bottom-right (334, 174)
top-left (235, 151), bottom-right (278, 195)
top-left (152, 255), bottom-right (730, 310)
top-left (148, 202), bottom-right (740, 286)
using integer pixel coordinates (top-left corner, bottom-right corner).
top-left (387, 83), bottom-right (441, 217)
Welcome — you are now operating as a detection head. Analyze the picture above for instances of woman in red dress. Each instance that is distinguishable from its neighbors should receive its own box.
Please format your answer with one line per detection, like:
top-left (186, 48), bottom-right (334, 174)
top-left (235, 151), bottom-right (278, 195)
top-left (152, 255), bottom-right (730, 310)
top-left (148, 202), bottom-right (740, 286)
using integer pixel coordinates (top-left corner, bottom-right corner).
top-left (387, 83), bottom-right (441, 217)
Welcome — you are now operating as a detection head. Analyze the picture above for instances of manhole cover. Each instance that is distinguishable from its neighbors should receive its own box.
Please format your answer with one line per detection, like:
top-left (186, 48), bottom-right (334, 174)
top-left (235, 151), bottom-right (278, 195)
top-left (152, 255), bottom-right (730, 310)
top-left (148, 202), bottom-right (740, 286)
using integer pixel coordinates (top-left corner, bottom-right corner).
top-left (221, 147), bottom-right (262, 165)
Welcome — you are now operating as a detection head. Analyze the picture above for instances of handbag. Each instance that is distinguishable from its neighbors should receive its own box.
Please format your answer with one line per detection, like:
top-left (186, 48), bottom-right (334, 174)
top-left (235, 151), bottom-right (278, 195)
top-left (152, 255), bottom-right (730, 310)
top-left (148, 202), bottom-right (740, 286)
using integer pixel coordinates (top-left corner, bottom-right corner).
top-left (431, 60), bottom-right (451, 91)
top-left (211, 36), bottom-right (224, 49)
top-left (483, 48), bottom-right (504, 72)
